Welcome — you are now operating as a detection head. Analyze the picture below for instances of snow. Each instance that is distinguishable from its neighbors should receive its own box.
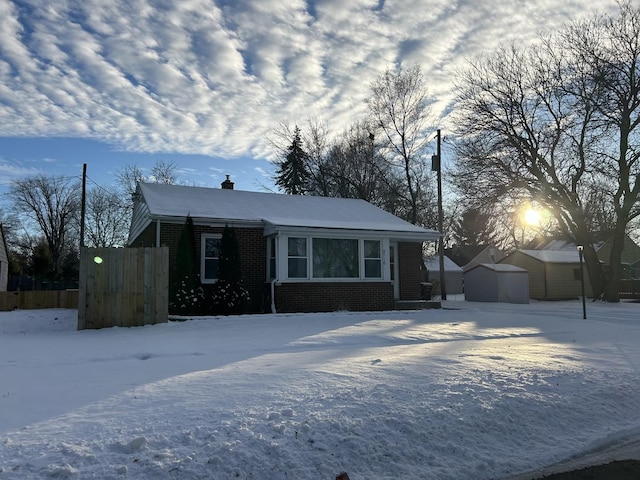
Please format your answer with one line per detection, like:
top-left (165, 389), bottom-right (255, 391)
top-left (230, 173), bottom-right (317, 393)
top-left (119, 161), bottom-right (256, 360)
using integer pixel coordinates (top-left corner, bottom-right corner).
top-left (137, 183), bottom-right (439, 238)
top-left (1, 300), bottom-right (640, 479)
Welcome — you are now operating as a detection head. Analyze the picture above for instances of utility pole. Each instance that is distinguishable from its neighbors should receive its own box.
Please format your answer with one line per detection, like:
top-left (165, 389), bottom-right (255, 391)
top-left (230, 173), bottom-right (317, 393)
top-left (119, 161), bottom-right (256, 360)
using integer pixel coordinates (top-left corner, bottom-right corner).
top-left (80, 163), bottom-right (87, 248)
top-left (432, 130), bottom-right (446, 300)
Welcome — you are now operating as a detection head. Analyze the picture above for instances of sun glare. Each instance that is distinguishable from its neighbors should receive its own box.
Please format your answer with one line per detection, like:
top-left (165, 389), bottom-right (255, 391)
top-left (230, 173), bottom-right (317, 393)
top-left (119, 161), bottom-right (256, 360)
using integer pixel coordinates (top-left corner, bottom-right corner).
top-left (524, 208), bottom-right (541, 226)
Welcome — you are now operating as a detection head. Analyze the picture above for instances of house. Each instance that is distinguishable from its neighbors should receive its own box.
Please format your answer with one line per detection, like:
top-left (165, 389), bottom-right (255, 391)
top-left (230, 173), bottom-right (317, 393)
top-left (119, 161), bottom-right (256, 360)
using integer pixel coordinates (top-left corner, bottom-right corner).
top-left (128, 180), bottom-right (440, 313)
top-left (446, 245), bottom-right (506, 269)
top-left (424, 255), bottom-right (464, 295)
top-left (531, 234), bottom-right (640, 279)
top-left (499, 249), bottom-right (592, 300)
top-left (463, 263), bottom-right (529, 304)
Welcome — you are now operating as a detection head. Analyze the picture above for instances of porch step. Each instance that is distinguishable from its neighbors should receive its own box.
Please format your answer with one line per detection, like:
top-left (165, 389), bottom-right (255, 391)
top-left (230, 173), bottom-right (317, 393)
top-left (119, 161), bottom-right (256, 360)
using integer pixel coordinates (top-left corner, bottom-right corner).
top-left (395, 300), bottom-right (442, 310)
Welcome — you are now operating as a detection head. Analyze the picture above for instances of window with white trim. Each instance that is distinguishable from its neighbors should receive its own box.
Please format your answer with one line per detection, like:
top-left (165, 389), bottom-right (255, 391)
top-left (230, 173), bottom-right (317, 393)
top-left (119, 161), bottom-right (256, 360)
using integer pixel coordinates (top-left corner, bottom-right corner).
top-left (288, 237), bottom-right (307, 278)
top-left (364, 240), bottom-right (382, 278)
top-left (201, 235), bottom-right (222, 283)
top-left (268, 237), bottom-right (277, 280)
top-left (281, 235), bottom-right (388, 281)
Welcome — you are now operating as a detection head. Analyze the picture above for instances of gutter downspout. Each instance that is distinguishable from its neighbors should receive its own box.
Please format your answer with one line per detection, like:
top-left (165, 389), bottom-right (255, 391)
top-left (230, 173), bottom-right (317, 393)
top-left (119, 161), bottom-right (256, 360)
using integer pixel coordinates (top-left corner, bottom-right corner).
top-left (271, 279), bottom-right (277, 314)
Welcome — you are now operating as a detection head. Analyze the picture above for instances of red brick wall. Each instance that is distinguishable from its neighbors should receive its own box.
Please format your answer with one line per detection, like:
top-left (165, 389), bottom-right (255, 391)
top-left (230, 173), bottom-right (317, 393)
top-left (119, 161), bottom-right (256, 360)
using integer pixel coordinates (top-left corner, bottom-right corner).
top-left (272, 282), bottom-right (394, 313)
top-left (398, 242), bottom-right (425, 300)
top-left (131, 222), bottom-right (268, 313)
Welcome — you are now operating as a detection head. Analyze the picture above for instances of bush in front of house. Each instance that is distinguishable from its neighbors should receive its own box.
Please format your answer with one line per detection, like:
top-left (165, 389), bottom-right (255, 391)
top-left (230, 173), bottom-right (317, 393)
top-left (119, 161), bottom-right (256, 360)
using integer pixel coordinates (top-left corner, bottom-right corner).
top-left (209, 225), bottom-right (250, 315)
top-left (170, 215), bottom-right (204, 315)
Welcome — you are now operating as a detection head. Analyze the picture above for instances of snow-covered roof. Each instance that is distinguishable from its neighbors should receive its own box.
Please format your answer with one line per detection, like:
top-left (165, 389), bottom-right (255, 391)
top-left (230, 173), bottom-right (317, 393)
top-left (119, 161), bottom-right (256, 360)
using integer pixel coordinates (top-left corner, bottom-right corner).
top-left (136, 183), bottom-right (440, 240)
top-left (518, 249), bottom-right (580, 264)
top-left (424, 255), bottom-right (463, 272)
top-left (464, 263), bottom-right (527, 273)
top-left (535, 238), bottom-right (606, 252)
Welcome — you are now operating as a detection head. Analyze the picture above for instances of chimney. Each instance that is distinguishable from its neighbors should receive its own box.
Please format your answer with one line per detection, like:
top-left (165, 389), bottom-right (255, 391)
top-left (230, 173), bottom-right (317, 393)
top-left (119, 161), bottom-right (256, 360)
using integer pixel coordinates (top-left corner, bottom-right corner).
top-left (221, 175), bottom-right (234, 190)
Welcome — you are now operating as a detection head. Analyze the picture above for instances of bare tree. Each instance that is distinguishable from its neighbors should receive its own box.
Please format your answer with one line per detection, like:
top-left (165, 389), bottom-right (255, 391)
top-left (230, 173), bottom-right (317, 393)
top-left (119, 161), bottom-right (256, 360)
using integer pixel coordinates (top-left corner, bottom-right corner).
top-left (451, 3), bottom-right (640, 300)
top-left (8, 174), bottom-right (80, 277)
top-left (84, 187), bottom-right (131, 247)
top-left (367, 65), bottom-right (436, 225)
top-left (116, 160), bottom-right (181, 199)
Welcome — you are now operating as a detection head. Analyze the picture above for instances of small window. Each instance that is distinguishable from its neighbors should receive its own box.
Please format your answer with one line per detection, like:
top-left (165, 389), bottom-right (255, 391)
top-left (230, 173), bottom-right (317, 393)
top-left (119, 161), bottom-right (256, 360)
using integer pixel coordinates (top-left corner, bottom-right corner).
top-left (268, 238), bottom-right (276, 280)
top-left (202, 235), bottom-right (222, 282)
top-left (364, 240), bottom-right (382, 278)
top-left (288, 237), bottom-right (307, 278)
top-left (573, 268), bottom-right (582, 281)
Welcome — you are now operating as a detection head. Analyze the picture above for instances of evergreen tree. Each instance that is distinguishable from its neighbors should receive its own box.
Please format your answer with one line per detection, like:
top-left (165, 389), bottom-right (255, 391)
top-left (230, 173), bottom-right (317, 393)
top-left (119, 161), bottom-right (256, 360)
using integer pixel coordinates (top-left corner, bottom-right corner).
top-left (451, 207), bottom-right (497, 247)
top-left (170, 215), bottom-right (203, 315)
top-left (274, 126), bottom-right (310, 195)
top-left (212, 226), bottom-right (249, 314)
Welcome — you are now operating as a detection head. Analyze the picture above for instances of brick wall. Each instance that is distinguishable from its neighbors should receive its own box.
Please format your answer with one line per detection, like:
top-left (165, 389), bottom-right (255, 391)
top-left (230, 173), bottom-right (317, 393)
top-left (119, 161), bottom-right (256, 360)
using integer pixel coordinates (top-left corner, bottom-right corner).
top-left (272, 282), bottom-right (394, 313)
top-left (398, 242), bottom-right (426, 300)
top-left (131, 222), bottom-right (268, 313)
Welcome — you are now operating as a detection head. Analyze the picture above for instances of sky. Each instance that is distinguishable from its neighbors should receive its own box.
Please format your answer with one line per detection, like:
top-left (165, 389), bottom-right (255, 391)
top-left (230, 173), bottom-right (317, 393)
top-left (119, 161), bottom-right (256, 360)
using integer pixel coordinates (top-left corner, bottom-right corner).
top-left (1, 299), bottom-right (640, 479)
top-left (0, 0), bottom-right (623, 199)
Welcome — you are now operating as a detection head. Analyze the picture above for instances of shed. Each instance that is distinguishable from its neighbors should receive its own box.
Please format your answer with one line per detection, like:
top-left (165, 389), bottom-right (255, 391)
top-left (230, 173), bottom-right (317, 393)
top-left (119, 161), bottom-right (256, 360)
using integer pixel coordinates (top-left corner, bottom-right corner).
top-left (463, 263), bottom-right (529, 304)
top-left (424, 255), bottom-right (464, 294)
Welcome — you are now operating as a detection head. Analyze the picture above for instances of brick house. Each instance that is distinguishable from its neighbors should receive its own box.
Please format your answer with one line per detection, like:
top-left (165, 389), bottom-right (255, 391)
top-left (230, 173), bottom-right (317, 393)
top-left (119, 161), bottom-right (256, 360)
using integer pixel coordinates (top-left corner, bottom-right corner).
top-left (128, 179), bottom-right (440, 313)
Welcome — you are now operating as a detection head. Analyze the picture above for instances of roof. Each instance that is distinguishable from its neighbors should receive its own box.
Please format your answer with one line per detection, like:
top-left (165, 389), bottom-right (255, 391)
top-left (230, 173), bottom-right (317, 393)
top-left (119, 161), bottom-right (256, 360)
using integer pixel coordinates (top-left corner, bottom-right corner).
top-left (424, 255), bottom-right (463, 272)
top-left (135, 183), bottom-right (440, 241)
top-left (517, 249), bottom-right (581, 264)
top-left (464, 263), bottom-right (527, 273)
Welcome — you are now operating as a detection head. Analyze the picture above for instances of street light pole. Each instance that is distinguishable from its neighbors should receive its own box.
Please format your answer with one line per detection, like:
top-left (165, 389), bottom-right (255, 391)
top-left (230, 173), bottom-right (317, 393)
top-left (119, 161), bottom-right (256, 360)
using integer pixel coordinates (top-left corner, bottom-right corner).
top-left (577, 245), bottom-right (586, 319)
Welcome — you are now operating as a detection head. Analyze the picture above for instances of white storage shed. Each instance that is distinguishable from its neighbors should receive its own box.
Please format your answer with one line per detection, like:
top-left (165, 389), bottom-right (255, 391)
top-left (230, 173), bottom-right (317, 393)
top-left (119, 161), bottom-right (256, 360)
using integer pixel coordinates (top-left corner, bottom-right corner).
top-left (463, 263), bottom-right (529, 304)
top-left (424, 255), bottom-right (464, 294)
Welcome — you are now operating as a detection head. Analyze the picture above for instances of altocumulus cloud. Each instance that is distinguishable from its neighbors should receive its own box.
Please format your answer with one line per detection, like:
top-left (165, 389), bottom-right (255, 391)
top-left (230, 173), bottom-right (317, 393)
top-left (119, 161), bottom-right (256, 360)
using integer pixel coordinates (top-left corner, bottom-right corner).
top-left (0, 0), bottom-right (620, 160)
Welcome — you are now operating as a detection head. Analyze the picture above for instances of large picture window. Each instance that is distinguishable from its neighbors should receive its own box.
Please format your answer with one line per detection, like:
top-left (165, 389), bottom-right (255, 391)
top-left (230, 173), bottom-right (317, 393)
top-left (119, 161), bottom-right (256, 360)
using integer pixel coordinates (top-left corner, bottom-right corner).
top-left (288, 237), bottom-right (307, 278)
top-left (281, 235), bottom-right (387, 281)
top-left (201, 235), bottom-right (222, 282)
top-left (312, 238), bottom-right (358, 278)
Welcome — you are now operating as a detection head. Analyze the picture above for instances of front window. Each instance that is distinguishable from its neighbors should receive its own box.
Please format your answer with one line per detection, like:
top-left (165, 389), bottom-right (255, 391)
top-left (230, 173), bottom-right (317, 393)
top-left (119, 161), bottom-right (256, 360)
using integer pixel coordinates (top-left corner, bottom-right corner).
top-left (364, 240), bottom-right (382, 278)
top-left (202, 235), bottom-right (222, 282)
top-left (312, 238), bottom-right (358, 278)
top-left (288, 237), bottom-right (307, 278)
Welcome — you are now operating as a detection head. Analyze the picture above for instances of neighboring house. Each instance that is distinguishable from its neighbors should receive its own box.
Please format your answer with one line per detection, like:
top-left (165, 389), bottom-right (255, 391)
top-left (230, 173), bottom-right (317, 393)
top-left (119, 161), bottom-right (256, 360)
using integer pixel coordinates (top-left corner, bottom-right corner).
top-left (532, 234), bottom-right (640, 279)
top-left (500, 250), bottom-right (592, 300)
top-left (447, 245), bottom-right (506, 269)
top-left (0, 224), bottom-right (8, 292)
top-left (128, 180), bottom-right (440, 313)
top-left (463, 263), bottom-right (529, 304)
top-left (424, 255), bottom-right (464, 294)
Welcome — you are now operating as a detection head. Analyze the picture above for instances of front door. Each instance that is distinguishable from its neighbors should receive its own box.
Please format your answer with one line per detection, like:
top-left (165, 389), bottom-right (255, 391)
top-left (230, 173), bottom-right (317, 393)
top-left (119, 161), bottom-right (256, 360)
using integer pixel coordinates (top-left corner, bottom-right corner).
top-left (390, 243), bottom-right (399, 300)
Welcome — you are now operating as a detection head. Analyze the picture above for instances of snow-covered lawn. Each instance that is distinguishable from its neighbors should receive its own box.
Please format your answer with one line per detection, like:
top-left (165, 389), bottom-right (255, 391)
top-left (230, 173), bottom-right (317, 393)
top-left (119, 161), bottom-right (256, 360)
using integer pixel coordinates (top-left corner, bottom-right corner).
top-left (1, 300), bottom-right (639, 479)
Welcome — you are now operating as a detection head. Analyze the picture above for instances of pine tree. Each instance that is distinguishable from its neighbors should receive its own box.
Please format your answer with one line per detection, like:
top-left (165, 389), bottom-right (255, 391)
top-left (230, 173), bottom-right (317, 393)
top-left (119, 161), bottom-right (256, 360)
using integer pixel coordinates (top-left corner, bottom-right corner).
top-left (212, 225), bottom-right (249, 314)
top-left (451, 207), bottom-right (497, 247)
top-left (170, 215), bottom-right (203, 315)
top-left (274, 126), bottom-right (310, 195)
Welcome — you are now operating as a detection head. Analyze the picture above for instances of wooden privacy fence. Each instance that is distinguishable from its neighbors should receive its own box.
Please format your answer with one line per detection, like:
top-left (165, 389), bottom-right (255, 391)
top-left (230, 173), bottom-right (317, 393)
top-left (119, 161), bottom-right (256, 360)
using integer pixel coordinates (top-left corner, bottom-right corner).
top-left (0, 290), bottom-right (78, 311)
top-left (78, 247), bottom-right (169, 330)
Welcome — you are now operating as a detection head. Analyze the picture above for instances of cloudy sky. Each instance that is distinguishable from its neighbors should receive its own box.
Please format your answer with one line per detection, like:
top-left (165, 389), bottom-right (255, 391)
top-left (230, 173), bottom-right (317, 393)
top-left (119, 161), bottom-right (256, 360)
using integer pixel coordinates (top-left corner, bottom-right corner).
top-left (0, 0), bottom-right (621, 195)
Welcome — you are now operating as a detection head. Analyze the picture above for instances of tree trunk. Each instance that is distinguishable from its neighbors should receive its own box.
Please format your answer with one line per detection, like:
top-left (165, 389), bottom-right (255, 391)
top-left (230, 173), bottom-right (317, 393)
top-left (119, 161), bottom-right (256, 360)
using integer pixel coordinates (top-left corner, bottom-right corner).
top-left (603, 222), bottom-right (627, 302)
